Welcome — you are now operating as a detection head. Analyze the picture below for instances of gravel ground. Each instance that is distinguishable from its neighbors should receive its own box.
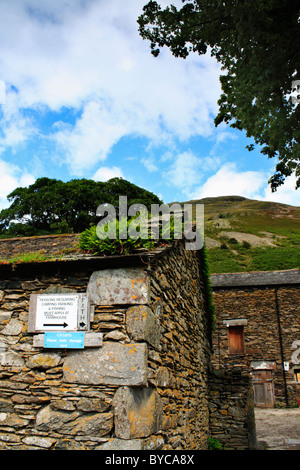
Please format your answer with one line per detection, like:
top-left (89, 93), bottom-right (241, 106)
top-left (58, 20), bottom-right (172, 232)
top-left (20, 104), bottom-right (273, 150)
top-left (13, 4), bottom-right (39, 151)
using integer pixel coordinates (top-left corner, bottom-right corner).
top-left (255, 408), bottom-right (300, 450)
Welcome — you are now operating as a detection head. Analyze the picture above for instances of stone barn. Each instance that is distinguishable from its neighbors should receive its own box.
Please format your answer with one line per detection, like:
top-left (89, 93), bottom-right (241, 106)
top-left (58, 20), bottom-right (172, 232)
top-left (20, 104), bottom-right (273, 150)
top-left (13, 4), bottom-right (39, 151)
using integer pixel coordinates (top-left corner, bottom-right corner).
top-left (0, 234), bottom-right (256, 450)
top-left (211, 269), bottom-right (300, 408)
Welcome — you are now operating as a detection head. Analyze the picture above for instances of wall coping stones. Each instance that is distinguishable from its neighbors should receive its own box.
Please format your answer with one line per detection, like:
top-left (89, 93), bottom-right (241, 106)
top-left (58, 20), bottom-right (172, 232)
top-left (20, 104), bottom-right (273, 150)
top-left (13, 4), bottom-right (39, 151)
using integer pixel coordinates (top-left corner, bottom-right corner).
top-left (0, 232), bottom-right (175, 264)
top-left (0, 238), bottom-right (177, 278)
top-left (211, 269), bottom-right (300, 288)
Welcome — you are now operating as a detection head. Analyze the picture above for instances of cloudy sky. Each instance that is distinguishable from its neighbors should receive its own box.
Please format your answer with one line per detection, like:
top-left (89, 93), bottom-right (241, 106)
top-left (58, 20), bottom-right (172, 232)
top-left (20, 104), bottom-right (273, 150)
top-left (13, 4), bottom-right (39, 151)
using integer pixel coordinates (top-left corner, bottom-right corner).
top-left (0, 0), bottom-right (299, 211)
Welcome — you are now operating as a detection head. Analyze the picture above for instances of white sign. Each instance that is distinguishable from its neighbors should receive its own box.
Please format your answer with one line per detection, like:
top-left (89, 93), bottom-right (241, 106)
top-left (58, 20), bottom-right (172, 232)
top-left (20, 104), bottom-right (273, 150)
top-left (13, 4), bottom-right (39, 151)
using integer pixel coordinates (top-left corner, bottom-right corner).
top-left (34, 294), bottom-right (88, 332)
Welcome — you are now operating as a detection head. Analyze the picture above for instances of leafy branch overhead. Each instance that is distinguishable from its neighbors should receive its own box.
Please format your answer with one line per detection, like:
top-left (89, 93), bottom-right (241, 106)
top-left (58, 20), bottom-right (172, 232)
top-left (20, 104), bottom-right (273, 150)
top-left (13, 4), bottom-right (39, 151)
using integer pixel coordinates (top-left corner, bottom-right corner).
top-left (138, 0), bottom-right (300, 190)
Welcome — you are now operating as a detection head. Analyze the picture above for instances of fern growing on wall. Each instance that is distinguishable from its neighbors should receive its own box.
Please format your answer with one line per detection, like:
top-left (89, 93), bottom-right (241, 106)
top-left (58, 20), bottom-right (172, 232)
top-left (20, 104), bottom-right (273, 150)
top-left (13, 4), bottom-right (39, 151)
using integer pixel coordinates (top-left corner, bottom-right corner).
top-left (78, 216), bottom-right (180, 256)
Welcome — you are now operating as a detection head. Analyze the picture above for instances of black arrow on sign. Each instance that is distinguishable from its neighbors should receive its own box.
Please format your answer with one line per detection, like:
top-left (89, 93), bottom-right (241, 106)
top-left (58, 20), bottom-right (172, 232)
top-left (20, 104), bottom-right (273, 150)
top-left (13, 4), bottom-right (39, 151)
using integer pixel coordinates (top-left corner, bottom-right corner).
top-left (43, 322), bottom-right (68, 328)
top-left (79, 322), bottom-right (86, 328)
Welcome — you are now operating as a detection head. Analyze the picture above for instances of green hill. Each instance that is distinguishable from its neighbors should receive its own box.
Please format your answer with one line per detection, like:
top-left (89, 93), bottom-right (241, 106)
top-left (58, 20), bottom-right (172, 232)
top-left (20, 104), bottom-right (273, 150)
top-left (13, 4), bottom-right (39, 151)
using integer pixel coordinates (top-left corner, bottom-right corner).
top-left (176, 195), bottom-right (300, 273)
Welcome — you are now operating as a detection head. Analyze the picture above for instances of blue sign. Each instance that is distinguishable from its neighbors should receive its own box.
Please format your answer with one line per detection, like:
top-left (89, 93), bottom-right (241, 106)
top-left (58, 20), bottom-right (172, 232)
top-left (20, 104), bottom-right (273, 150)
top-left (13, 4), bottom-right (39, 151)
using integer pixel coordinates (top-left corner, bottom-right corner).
top-left (44, 332), bottom-right (85, 349)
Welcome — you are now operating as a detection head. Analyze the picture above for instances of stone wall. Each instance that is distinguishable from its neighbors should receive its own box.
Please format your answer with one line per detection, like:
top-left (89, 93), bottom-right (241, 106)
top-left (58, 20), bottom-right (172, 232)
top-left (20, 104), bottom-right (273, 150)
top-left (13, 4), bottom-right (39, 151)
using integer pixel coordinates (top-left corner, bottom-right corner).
top-left (148, 243), bottom-right (212, 449)
top-left (0, 241), bottom-right (214, 450)
top-left (211, 270), bottom-right (300, 407)
top-left (0, 233), bottom-right (80, 261)
top-left (208, 368), bottom-right (256, 450)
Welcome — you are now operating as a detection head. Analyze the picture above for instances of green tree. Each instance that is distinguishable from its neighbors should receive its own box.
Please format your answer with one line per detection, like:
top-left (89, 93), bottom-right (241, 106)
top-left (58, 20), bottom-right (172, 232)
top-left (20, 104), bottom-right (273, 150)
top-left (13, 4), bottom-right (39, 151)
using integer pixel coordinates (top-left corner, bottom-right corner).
top-left (138, 0), bottom-right (300, 190)
top-left (0, 177), bottom-right (162, 236)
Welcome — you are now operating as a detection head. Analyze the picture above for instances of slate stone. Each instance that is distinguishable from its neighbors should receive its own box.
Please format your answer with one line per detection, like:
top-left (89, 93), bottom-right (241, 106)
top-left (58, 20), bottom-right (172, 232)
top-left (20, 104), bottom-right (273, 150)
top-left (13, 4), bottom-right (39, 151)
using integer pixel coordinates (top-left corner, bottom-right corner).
top-left (63, 342), bottom-right (148, 386)
top-left (36, 405), bottom-right (113, 436)
top-left (1, 319), bottom-right (23, 336)
top-left (0, 351), bottom-right (25, 367)
top-left (113, 386), bottom-right (163, 439)
top-left (26, 353), bottom-right (62, 370)
top-left (126, 305), bottom-right (161, 348)
top-left (96, 438), bottom-right (144, 450)
top-left (155, 366), bottom-right (170, 387)
top-left (87, 268), bottom-right (150, 305)
top-left (0, 412), bottom-right (29, 428)
top-left (22, 436), bottom-right (56, 449)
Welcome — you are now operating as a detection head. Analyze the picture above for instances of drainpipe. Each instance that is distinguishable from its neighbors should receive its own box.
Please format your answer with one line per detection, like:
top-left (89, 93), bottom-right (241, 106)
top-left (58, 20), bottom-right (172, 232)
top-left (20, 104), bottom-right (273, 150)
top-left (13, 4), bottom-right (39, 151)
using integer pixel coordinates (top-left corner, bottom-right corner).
top-left (275, 287), bottom-right (289, 408)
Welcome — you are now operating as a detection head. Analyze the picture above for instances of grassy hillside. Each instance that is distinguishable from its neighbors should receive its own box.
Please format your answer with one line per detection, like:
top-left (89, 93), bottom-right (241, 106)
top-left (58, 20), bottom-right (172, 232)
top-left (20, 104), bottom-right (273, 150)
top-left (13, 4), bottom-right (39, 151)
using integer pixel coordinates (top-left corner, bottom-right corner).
top-left (177, 195), bottom-right (300, 273)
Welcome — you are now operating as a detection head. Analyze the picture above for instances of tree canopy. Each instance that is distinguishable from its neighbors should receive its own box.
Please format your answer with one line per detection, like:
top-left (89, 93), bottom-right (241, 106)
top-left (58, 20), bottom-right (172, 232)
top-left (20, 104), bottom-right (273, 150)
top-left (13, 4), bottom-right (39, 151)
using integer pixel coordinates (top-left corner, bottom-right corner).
top-left (0, 177), bottom-right (162, 237)
top-left (138, 0), bottom-right (300, 190)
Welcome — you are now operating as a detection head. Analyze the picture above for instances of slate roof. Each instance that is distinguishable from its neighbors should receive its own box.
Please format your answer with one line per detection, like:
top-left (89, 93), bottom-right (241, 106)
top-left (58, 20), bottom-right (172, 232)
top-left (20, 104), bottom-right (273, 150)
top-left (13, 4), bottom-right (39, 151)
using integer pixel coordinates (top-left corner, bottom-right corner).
top-left (211, 269), bottom-right (300, 287)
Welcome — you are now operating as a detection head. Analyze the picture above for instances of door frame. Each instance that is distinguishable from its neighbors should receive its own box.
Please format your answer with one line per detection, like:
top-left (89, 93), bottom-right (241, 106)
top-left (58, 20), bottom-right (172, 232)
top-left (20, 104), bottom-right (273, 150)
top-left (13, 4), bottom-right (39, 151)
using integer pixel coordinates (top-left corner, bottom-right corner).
top-left (251, 361), bottom-right (276, 408)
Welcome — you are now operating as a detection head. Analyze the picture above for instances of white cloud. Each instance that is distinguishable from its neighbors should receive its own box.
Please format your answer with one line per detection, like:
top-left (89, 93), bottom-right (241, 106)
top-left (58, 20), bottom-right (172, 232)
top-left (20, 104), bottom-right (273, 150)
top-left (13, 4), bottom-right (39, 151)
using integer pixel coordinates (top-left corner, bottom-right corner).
top-left (53, 101), bottom-right (129, 174)
top-left (0, 81), bottom-right (5, 105)
top-left (261, 175), bottom-right (300, 206)
top-left (164, 150), bottom-right (223, 195)
top-left (93, 166), bottom-right (124, 182)
top-left (164, 151), bottom-right (203, 192)
top-left (142, 156), bottom-right (159, 173)
top-left (190, 163), bottom-right (300, 207)
top-left (191, 163), bottom-right (267, 200)
top-left (0, 0), bottom-right (221, 174)
top-left (0, 160), bottom-right (35, 209)
top-left (0, 91), bottom-right (36, 154)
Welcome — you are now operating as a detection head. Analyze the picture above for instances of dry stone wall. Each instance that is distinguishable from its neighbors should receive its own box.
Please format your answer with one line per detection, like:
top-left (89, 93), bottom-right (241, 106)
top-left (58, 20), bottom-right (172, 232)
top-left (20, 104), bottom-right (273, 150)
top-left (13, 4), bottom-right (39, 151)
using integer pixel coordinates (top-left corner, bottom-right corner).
top-left (147, 243), bottom-right (212, 450)
top-left (0, 242), bottom-right (214, 450)
top-left (208, 368), bottom-right (256, 450)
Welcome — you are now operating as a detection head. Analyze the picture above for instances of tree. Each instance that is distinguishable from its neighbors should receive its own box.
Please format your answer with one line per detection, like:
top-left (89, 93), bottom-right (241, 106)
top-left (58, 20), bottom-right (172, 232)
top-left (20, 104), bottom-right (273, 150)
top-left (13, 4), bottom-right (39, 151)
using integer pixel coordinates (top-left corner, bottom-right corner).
top-left (138, 0), bottom-right (300, 190)
top-left (0, 177), bottom-right (162, 236)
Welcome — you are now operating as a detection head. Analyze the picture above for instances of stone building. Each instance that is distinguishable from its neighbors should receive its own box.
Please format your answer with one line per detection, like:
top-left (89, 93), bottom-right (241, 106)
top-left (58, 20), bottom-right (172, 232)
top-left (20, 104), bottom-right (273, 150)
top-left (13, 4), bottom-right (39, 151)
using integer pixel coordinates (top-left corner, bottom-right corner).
top-left (211, 269), bottom-right (300, 408)
top-left (0, 234), bottom-right (256, 450)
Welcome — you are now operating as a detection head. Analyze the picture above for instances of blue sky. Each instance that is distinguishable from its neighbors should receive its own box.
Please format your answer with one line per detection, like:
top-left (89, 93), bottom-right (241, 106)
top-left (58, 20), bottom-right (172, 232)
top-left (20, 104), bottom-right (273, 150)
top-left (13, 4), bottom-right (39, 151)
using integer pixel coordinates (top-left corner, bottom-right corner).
top-left (0, 0), bottom-right (299, 211)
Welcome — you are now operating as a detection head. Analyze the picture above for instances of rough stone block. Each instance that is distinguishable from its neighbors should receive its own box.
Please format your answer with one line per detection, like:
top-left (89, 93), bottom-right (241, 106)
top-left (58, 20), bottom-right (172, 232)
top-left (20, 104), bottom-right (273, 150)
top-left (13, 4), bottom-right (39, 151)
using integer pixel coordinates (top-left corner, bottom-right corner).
top-left (97, 438), bottom-right (144, 450)
top-left (0, 311), bottom-right (12, 323)
top-left (96, 435), bottom-right (165, 450)
top-left (113, 386), bottom-right (163, 439)
top-left (1, 319), bottom-right (23, 336)
top-left (126, 305), bottom-right (161, 348)
top-left (0, 351), bottom-right (25, 367)
top-left (63, 342), bottom-right (148, 386)
top-left (155, 366), bottom-right (170, 387)
top-left (36, 405), bottom-right (113, 436)
top-left (26, 353), bottom-right (62, 370)
top-left (0, 412), bottom-right (29, 428)
top-left (87, 268), bottom-right (149, 305)
top-left (22, 436), bottom-right (56, 449)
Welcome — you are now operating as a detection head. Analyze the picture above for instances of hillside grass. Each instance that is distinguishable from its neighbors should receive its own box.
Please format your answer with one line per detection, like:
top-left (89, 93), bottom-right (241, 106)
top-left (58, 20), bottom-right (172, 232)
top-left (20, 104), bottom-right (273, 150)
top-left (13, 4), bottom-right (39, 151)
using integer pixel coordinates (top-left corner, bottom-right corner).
top-left (207, 244), bottom-right (300, 273)
top-left (180, 195), bottom-right (300, 273)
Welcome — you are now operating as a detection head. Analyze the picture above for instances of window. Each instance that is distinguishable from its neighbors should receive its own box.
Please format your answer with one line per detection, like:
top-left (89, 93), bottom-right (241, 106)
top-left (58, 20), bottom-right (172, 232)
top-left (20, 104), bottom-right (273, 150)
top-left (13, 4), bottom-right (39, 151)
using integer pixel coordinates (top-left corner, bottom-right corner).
top-left (228, 325), bottom-right (245, 354)
top-left (223, 319), bottom-right (247, 355)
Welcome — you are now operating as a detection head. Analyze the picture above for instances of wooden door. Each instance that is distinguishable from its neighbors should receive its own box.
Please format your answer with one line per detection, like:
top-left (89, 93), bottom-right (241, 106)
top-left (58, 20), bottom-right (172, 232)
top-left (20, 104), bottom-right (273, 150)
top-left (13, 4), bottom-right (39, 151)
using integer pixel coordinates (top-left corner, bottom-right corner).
top-left (252, 370), bottom-right (275, 408)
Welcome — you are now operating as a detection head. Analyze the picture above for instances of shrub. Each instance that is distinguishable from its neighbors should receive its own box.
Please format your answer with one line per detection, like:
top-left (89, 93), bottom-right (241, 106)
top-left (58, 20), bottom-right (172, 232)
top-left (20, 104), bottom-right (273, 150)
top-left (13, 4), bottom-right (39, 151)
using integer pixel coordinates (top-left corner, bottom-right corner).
top-left (207, 437), bottom-right (226, 450)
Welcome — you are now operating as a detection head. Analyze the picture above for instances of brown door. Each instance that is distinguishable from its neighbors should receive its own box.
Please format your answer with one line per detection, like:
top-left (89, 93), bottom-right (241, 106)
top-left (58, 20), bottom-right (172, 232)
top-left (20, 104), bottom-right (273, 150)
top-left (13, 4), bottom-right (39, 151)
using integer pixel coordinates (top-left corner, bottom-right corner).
top-left (252, 370), bottom-right (275, 408)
